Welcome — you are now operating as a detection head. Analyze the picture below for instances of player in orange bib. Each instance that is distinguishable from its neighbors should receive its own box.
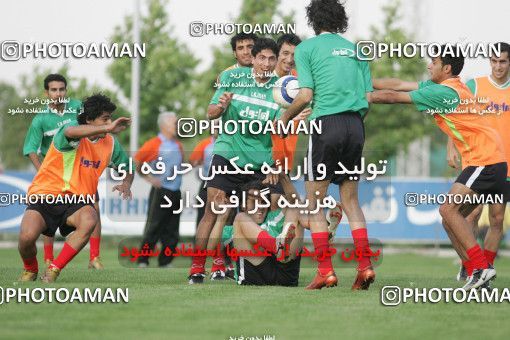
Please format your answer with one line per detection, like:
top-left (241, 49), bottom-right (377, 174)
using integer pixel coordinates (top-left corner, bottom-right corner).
top-left (271, 34), bottom-right (309, 172)
top-left (370, 45), bottom-right (506, 290)
top-left (18, 94), bottom-right (133, 283)
top-left (446, 42), bottom-right (510, 282)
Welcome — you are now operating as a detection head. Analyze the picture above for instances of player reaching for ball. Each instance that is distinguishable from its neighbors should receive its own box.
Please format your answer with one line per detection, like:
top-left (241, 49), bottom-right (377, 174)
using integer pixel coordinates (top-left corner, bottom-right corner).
top-left (206, 33), bottom-right (309, 279)
top-left (18, 94), bottom-right (133, 283)
top-left (188, 38), bottom-right (285, 284)
top-left (271, 34), bottom-right (310, 172)
top-left (278, 0), bottom-right (375, 290)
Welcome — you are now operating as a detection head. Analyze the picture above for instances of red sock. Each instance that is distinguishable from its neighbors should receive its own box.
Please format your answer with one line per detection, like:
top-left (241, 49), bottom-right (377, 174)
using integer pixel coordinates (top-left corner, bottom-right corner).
top-left (312, 232), bottom-right (333, 275)
top-left (467, 245), bottom-right (488, 270)
top-left (22, 256), bottom-right (38, 273)
top-left (352, 228), bottom-right (372, 270)
top-left (89, 237), bottom-right (100, 261)
top-left (462, 259), bottom-right (473, 276)
top-left (190, 247), bottom-right (207, 275)
top-left (44, 244), bottom-right (54, 261)
top-left (484, 249), bottom-right (497, 266)
top-left (256, 231), bottom-right (277, 253)
top-left (211, 251), bottom-right (226, 272)
top-left (52, 242), bottom-right (78, 270)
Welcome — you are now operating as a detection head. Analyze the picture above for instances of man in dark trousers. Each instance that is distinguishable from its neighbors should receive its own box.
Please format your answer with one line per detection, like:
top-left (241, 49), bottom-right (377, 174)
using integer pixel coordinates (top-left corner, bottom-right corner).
top-left (135, 112), bottom-right (184, 268)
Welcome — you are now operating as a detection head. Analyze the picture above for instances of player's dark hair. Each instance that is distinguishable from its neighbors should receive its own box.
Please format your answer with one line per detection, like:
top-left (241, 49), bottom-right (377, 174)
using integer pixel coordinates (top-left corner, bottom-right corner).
top-left (277, 34), bottom-right (302, 54)
top-left (230, 33), bottom-right (258, 51)
top-left (240, 180), bottom-right (270, 212)
top-left (241, 180), bottom-right (269, 196)
top-left (44, 74), bottom-right (67, 90)
top-left (78, 93), bottom-right (116, 125)
top-left (306, 0), bottom-right (349, 35)
top-left (432, 45), bottom-right (465, 76)
top-left (495, 42), bottom-right (510, 60)
top-left (251, 38), bottom-right (279, 58)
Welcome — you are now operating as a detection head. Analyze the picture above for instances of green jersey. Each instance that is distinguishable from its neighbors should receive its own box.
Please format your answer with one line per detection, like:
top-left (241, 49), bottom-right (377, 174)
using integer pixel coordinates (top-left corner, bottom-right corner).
top-left (295, 33), bottom-right (372, 120)
top-left (409, 80), bottom-right (460, 113)
top-left (466, 79), bottom-right (476, 94)
top-left (221, 208), bottom-right (285, 245)
top-left (23, 98), bottom-right (82, 158)
top-left (259, 209), bottom-right (285, 237)
top-left (211, 67), bottom-right (281, 170)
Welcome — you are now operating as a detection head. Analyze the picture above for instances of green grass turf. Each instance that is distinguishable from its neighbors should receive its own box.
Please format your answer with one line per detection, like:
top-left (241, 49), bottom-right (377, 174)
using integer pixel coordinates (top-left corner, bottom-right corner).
top-left (0, 247), bottom-right (509, 340)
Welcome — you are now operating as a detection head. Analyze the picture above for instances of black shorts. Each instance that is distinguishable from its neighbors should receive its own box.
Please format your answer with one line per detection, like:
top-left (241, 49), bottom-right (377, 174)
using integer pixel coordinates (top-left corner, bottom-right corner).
top-left (506, 180), bottom-right (510, 203)
top-left (205, 154), bottom-right (284, 195)
top-left (306, 112), bottom-right (365, 185)
top-left (26, 202), bottom-right (94, 237)
top-left (455, 162), bottom-right (509, 202)
top-left (236, 255), bottom-right (301, 286)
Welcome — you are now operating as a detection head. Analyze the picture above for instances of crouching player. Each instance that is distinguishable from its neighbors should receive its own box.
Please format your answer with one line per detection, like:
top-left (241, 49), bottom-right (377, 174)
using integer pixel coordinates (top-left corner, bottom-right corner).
top-left (217, 178), bottom-right (299, 286)
top-left (18, 94), bottom-right (133, 283)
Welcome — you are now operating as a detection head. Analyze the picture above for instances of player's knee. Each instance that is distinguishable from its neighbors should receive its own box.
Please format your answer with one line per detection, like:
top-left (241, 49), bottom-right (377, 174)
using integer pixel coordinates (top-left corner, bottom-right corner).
top-left (199, 209), bottom-right (217, 229)
top-left (18, 232), bottom-right (37, 249)
top-left (305, 199), bottom-right (319, 212)
top-left (77, 209), bottom-right (98, 234)
top-left (340, 184), bottom-right (359, 201)
top-left (341, 199), bottom-right (360, 215)
top-left (465, 214), bottom-right (477, 224)
top-left (233, 212), bottom-right (248, 230)
top-left (490, 212), bottom-right (504, 230)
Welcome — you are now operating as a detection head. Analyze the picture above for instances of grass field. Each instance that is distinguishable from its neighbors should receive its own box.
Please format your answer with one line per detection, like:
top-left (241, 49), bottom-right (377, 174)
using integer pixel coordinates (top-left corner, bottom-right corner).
top-left (0, 246), bottom-right (509, 340)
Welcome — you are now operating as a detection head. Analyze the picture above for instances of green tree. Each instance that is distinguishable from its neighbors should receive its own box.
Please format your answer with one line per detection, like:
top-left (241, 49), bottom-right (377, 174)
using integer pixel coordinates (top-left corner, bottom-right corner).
top-left (0, 82), bottom-right (25, 169)
top-left (108, 0), bottom-right (198, 149)
top-left (363, 0), bottom-right (434, 163)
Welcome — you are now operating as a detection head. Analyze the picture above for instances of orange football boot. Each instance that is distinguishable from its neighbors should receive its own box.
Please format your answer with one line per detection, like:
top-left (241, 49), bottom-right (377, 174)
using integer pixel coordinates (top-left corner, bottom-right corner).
top-left (305, 270), bottom-right (338, 290)
top-left (351, 266), bottom-right (376, 290)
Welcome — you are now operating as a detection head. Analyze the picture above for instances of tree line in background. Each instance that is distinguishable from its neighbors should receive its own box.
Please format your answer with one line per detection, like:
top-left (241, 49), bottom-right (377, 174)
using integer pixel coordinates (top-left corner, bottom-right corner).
top-left (1, 0), bottom-right (444, 172)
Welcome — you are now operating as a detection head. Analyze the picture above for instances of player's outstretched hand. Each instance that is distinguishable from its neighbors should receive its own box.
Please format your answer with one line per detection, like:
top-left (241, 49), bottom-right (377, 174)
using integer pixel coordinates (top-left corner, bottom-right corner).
top-left (446, 138), bottom-right (461, 169)
top-left (112, 182), bottom-right (132, 200)
top-left (108, 117), bottom-right (131, 134)
top-left (293, 107), bottom-right (311, 121)
top-left (447, 151), bottom-right (460, 169)
top-left (218, 92), bottom-right (233, 111)
top-left (366, 92), bottom-right (373, 103)
top-left (263, 173), bottom-right (279, 186)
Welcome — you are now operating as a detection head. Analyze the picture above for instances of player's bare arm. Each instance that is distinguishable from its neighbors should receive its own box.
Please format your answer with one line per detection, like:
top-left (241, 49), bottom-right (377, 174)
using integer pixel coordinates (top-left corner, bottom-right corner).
top-left (372, 78), bottom-right (419, 91)
top-left (279, 88), bottom-right (313, 128)
top-left (27, 153), bottom-right (42, 170)
top-left (292, 107), bottom-right (312, 121)
top-left (64, 117), bottom-right (131, 139)
top-left (446, 137), bottom-right (461, 169)
top-left (368, 90), bottom-right (413, 104)
top-left (112, 173), bottom-right (134, 200)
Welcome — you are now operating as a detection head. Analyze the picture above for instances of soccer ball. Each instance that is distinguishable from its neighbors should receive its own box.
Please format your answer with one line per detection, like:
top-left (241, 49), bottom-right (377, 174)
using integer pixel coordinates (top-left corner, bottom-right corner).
top-left (273, 75), bottom-right (299, 108)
